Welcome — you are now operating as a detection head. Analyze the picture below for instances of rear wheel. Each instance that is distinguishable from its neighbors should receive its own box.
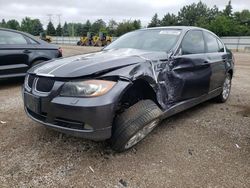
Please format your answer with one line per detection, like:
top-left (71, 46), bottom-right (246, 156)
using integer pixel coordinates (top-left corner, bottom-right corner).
top-left (111, 100), bottom-right (162, 152)
top-left (215, 73), bottom-right (232, 103)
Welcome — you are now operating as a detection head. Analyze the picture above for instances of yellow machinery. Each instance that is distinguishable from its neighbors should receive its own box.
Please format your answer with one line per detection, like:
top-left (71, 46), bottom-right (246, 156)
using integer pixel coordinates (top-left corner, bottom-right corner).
top-left (39, 32), bottom-right (52, 43)
top-left (77, 32), bottom-right (112, 47)
top-left (93, 32), bottom-right (112, 47)
top-left (77, 32), bottom-right (93, 46)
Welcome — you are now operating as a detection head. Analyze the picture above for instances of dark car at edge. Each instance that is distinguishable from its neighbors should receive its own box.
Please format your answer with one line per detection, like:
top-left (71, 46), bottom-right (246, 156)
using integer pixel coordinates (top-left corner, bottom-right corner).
top-left (0, 28), bottom-right (62, 79)
top-left (22, 26), bottom-right (234, 152)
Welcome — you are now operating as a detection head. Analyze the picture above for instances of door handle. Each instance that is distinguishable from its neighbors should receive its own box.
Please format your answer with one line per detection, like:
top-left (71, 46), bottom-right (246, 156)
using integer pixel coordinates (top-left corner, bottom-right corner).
top-left (203, 61), bottom-right (209, 64)
top-left (23, 49), bottom-right (32, 54)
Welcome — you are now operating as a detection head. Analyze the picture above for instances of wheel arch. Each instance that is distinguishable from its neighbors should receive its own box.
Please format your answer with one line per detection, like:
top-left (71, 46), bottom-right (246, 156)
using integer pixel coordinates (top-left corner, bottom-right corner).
top-left (115, 78), bottom-right (162, 114)
top-left (30, 57), bottom-right (50, 66)
top-left (227, 69), bottom-right (233, 78)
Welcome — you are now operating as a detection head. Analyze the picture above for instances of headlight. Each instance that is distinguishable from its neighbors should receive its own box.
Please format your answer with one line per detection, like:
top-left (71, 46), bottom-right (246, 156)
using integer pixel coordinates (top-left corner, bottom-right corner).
top-left (60, 80), bottom-right (116, 97)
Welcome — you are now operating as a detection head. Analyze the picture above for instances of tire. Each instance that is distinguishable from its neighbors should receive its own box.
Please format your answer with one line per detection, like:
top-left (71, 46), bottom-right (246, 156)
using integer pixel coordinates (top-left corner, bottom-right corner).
top-left (215, 73), bottom-right (232, 103)
top-left (106, 41), bottom-right (111, 46)
top-left (32, 60), bottom-right (44, 67)
top-left (97, 40), bottom-right (103, 47)
top-left (111, 100), bottom-right (162, 152)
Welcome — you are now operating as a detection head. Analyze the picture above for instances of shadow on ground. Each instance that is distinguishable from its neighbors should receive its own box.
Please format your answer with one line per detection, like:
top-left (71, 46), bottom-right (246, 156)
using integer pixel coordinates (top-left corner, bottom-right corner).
top-left (0, 77), bottom-right (24, 89)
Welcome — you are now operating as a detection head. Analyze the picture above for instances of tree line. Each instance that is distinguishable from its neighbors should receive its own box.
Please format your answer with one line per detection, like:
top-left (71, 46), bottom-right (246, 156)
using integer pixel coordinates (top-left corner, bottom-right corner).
top-left (148, 1), bottom-right (250, 36)
top-left (0, 1), bottom-right (249, 37)
top-left (0, 17), bottom-right (141, 37)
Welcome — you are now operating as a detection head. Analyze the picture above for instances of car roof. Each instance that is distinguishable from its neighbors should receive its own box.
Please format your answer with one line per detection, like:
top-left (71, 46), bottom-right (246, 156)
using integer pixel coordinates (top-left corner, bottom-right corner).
top-left (0, 27), bottom-right (57, 47)
top-left (139, 26), bottom-right (220, 38)
top-left (0, 27), bottom-right (41, 41)
top-left (140, 26), bottom-right (206, 31)
top-left (0, 27), bottom-right (35, 37)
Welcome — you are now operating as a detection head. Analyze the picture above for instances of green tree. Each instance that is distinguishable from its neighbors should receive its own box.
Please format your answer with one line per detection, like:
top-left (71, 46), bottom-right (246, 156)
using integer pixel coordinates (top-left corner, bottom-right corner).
top-left (209, 15), bottom-right (234, 36)
top-left (208, 5), bottom-right (220, 21)
top-left (223, 0), bottom-right (233, 17)
top-left (56, 23), bottom-right (62, 36)
top-left (90, 19), bottom-right (106, 34)
top-left (82, 20), bottom-right (92, 36)
top-left (107, 19), bottom-right (117, 36)
top-left (234, 10), bottom-right (250, 25)
top-left (148, 13), bottom-right (160, 27)
top-left (0, 19), bottom-right (6, 27)
top-left (6, 19), bottom-right (20, 30)
top-left (21, 17), bottom-right (34, 34)
top-left (32, 19), bottom-right (43, 35)
top-left (62, 22), bottom-right (69, 36)
top-left (133, 20), bottom-right (141, 29)
top-left (76, 23), bottom-right (83, 36)
top-left (196, 6), bottom-right (219, 29)
top-left (46, 21), bottom-right (56, 36)
top-left (116, 20), bottom-right (138, 36)
top-left (20, 17), bottom-right (43, 35)
top-left (178, 1), bottom-right (211, 26)
top-left (161, 13), bottom-right (178, 26)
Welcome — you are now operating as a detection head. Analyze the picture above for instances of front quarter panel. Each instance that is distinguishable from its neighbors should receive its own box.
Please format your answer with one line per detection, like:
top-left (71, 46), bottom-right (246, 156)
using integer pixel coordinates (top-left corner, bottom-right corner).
top-left (100, 59), bottom-right (171, 110)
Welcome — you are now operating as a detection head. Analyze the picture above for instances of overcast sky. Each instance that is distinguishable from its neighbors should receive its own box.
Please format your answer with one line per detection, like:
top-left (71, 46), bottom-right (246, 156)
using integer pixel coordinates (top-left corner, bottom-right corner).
top-left (0, 0), bottom-right (249, 27)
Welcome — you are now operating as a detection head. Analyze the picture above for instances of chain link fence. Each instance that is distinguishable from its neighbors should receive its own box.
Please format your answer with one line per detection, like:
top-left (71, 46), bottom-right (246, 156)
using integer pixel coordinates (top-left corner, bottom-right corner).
top-left (221, 36), bottom-right (250, 52)
top-left (50, 36), bottom-right (250, 52)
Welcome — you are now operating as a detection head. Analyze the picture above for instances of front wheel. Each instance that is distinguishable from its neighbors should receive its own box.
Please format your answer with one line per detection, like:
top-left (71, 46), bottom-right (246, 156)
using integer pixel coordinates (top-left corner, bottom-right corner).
top-left (106, 41), bottom-right (111, 46)
top-left (215, 73), bottom-right (232, 103)
top-left (111, 100), bottom-right (162, 152)
top-left (97, 40), bottom-right (103, 47)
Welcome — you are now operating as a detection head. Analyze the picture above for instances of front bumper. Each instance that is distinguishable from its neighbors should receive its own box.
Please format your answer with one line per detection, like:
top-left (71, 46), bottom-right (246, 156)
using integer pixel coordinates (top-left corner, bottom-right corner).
top-left (23, 79), bottom-right (130, 141)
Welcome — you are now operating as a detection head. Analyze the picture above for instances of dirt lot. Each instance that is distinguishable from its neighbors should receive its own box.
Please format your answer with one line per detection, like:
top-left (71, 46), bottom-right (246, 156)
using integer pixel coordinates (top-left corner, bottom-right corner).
top-left (0, 46), bottom-right (249, 188)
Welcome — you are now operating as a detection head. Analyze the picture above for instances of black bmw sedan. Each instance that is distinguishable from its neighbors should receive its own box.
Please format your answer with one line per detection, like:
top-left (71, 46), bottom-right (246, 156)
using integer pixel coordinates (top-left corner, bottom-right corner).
top-left (23, 26), bottom-right (234, 152)
top-left (0, 28), bottom-right (62, 79)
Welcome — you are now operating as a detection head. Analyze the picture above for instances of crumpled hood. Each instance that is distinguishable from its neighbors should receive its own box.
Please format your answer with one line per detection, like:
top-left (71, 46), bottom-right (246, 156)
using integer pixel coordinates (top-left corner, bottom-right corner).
top-left (29, 48), bottom-right (168, 78)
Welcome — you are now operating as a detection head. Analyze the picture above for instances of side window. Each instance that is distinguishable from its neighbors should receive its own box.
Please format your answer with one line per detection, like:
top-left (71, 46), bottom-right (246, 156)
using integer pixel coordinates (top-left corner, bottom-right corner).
top-left (204, 31), bottom-right (219, 53)
top-left (181, 30), bottom-right (205, 55)
top-left (217, 39), bottom-right (225, 52)
top-left (0, 30), bottom-right (28, 45)
top-left (27, 37), bottom-right (39, 44)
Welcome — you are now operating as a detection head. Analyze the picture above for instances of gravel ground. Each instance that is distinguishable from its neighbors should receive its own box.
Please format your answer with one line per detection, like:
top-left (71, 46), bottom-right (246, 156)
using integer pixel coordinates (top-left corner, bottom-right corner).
top-left (0, 46), bottom-right (249, 188)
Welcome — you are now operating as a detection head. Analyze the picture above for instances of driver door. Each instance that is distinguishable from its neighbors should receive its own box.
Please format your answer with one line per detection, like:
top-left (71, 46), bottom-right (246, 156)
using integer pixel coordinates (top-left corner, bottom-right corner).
top-left (168, 30), bottom-right (211, 102)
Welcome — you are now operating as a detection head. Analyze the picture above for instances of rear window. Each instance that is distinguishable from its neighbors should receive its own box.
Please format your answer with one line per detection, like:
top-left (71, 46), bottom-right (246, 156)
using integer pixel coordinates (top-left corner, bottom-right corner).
top-left (217, 39), bottom-right (225, 52)
top-left (203, 31), bottom-right (219, 53)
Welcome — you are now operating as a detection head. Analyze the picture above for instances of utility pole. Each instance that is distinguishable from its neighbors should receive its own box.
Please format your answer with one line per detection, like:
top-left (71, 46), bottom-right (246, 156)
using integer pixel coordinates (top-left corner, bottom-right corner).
top-left (57, 14), bottom-right (62, 37)
top-left (57, 14), bottom-right (61, 25)
top-left (72, 24), bottom-right (74, 37)
top-left (47, 14), bottom-right (52, 23)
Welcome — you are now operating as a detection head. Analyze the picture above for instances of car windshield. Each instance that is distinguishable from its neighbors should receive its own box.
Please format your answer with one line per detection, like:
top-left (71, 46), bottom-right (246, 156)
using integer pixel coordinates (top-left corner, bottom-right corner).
top-left (105, 29), bottom-right (182, 52)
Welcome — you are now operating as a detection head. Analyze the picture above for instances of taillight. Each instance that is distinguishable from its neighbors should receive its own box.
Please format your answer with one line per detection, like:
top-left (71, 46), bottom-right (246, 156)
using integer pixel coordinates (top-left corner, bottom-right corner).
top-left (58, 47), bottom-right (62, 56)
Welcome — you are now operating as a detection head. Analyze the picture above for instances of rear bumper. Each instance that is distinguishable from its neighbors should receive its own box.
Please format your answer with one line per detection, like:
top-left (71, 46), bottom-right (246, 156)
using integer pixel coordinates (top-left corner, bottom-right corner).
top-left (23, 80), bottom-right (130, 141)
